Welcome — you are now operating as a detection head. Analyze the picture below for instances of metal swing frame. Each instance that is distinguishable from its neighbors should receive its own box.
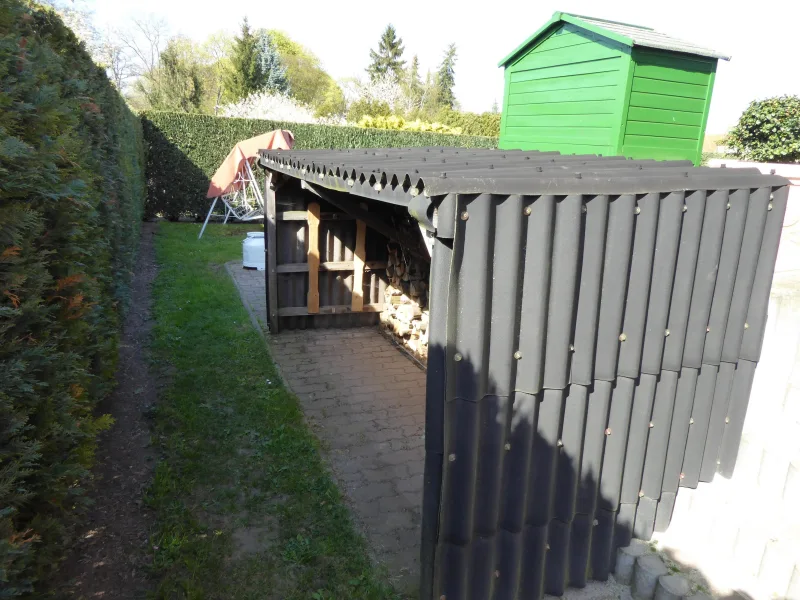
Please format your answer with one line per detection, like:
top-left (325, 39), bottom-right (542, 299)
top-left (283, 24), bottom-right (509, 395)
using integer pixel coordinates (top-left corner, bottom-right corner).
top-left (199, 158), bottom-right (265, 239)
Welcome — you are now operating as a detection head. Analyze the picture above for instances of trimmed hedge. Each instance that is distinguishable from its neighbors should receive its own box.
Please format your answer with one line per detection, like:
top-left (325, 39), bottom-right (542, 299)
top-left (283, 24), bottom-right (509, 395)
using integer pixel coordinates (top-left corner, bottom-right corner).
top-left (1, 1), bottom-right (145, 595)
top-left (141, 111), bottom-right (497, 219)
top-left (435, 108), bottom-right (502, 138)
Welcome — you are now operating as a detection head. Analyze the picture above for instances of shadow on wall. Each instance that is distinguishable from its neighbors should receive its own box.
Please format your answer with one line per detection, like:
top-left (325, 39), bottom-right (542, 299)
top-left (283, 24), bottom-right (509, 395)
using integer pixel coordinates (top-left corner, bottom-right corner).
top-left (141, 117), bottom-right (212, 221)
top-left (424, 346), bottom-right (753, 600)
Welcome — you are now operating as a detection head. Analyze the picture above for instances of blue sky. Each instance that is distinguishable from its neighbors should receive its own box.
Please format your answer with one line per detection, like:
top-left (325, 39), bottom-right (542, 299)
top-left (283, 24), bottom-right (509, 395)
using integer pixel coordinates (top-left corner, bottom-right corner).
top-left (88, 0), bottom-right (799, 133)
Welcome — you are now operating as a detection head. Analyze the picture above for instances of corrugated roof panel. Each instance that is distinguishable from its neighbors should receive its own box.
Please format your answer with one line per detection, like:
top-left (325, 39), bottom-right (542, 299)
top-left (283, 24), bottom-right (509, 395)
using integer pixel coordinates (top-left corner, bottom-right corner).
top-left (698, 361), bottom-right (736, 482)
top-left (261, 147), bottom-right (789, 600)
top-left (702, 188), bottom-right (750, 365)
top-left (640, 192), bottom-right (684, 374)
top-left (717, 359), bottom-right (758, 477)
top-left (617, 193), bottom-right (660, 378)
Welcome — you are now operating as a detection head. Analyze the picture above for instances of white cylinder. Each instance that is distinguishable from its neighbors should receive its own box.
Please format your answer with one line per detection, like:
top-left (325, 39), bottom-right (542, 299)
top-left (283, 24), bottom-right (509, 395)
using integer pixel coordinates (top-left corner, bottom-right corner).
top-left (243, 232), bottom-right (265, 270)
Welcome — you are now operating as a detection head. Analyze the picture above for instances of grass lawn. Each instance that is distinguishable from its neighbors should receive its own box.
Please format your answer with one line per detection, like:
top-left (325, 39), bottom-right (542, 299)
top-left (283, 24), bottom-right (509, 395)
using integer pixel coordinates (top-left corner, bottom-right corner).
top-left (148, 222), bottom-right (400, 599)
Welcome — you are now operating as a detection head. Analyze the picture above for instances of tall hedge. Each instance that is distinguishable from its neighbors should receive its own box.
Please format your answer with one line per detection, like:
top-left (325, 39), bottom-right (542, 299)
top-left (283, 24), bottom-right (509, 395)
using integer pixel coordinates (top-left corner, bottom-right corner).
top-left (141, 111), bottom-right (497, 219)
top-left (435, 108), bottom-right (502, 138)
top-left (0, 1), bottom-right (146, 595)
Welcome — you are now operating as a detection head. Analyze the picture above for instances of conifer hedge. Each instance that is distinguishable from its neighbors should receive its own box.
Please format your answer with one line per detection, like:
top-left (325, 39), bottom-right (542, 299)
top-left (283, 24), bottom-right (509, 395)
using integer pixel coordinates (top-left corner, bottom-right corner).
top-left (1, 1), bottom-right (146, 594)
top-left (141, 112), bottom-right (497, 219)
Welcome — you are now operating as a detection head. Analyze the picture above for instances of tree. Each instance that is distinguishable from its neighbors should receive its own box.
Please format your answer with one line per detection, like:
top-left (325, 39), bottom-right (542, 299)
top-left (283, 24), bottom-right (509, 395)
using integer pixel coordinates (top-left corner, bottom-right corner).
top-left (436, 43), bottom-right (457, 110)
top-left (491, 99), bottom-right (499, 114)
top-left (223, 17), bottom-right (261, 101)
top-left (254, 31), bottom-right (289, 94)
top-left (268, 30), bottom-right (338, 109)
top-left (405, 54), bottom-right (423, 112)
top-left (134, 37), bottom-right (204, 112)
top-left (367, 25), bottom-right (405, 82)
top-left (726, 95), bottom-right (800, 163)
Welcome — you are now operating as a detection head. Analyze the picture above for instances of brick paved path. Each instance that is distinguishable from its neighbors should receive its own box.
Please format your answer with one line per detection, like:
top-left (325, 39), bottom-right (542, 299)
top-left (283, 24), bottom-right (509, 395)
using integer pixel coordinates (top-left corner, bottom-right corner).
top-left (228, 263), bottom-right (426, 593)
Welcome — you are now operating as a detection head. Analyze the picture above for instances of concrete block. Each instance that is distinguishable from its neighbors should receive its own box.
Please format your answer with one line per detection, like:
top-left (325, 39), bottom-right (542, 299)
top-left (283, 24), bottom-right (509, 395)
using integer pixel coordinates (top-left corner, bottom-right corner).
top-left (615, 540), bottom-right (650, 585)
top-left (633, 554), bottom-right (668, 600)
top-left (654, 574), bottom-right (690, 600)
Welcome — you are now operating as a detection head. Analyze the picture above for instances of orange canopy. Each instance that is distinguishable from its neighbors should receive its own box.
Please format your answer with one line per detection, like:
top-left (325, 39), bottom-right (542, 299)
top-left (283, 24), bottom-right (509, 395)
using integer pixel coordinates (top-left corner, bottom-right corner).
top-left (206, 130), bottom-right (294, 198)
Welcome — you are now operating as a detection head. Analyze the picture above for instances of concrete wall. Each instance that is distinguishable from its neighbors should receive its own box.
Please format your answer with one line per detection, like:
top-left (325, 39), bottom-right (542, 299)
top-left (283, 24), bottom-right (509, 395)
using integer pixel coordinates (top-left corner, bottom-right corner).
top-left (654, 160), bottom-right (800, 599)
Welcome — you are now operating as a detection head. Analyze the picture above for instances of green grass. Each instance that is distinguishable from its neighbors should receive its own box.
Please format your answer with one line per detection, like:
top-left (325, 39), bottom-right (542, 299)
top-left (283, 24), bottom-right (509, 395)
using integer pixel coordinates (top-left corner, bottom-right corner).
top-left (148, 222), bottom-right (400, 599)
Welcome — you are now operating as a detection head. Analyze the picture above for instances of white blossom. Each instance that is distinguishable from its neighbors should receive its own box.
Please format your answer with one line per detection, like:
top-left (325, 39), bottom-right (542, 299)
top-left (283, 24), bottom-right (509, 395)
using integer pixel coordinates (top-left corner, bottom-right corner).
top-left (220, 91), bottom-right (319, 123)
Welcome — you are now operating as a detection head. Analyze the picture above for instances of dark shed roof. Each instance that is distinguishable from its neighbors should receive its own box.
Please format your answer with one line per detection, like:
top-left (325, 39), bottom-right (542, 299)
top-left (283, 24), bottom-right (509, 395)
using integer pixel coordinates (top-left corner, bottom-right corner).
top-left (260, 147), bottom-right (785, 201)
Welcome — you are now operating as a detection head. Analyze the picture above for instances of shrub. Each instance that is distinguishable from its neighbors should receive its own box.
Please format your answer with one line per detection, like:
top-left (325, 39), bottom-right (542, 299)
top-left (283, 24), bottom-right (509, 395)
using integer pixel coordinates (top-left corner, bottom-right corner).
top-left (220, 90), bottom-right (319, 123)
top-left (435, 108), bottom-right (502, 138)
top-left (0, 1), bottom-right (145, 595)
top-left (357, 115), bottom-right (463, 135)
top-left (726, 95), bottom-right (800, 163)
top-left (141, 111), bottom-right (497, 220)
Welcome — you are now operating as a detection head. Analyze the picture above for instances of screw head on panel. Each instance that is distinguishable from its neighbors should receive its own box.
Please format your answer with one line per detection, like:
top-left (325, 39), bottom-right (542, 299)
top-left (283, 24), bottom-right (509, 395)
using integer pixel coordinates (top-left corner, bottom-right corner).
top-left (513, 351), bottom-right (522, 360)
top-left (680, 473), bottom-right (685, 479)
top-left (557, 439), bottom-right (563, 447)
top-left (593, 519), bottom-right (599, 526)
top-left (454, 353), bottom-right (462, 362)
top-left (665, 329), bottom-right (670, 336)
top-left (725, 417), bottom-right (730, 424)
top-left (706, 326), bottom-right (711, 332)
top-left (619, 333), bottom-right (627, 342)
top-left (495, 570), bottom-right (500, 579)
top-left (639, 490), bottom-right (644, 498)
top-left (690, 417), bottom-right (694, 425)
top-left (504, 443), bottom-right (511, 451)
top-left (582, 205), bottom-right (587, 213)
top-left (634, 206), bottom-right (641, 215)
top-left (605, 428), bottom-right (612, 436)
top-left (726, 202), bottom-right (731, 210)
top-left (347, 179), bottom-right (355, 187)
top-left (523, 206), bottom-right (532, 216)
top-left (460, 211), bottom-right (469, 220)
top-left (649, 422), bottom-right (654, 428)
top-left (682, 205), bottom-right (688, 212)
top-left (448, 453), bottom-right (456, 462)
top-left (569, 344), bottom-right (575, 352)
top-left (546, 544), bottom-right (551, 551)
top-left (374, 183), bottom-right (383, 192)
top-left (768, 202), bottom-right (774, 211)
top-left (744, 322), bottom-right (749, 329)
top-left (410, 188), bottom-right (420, 197)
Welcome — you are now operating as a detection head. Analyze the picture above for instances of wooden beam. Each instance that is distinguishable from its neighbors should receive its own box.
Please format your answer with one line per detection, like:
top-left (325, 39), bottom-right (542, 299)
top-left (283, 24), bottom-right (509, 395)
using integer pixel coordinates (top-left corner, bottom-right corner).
top-left (306, 202), bottom-right (320, 314)
top-left (265, 172), bottom-right (280, 333)
top-left (351, 219), bottom-right (367, 312)
top-left (276, 260), bottom-right (387, 274)
top-left (278, 211), bottom-right (355, 221)
top-left (278, 304), bottom-right (382, 317)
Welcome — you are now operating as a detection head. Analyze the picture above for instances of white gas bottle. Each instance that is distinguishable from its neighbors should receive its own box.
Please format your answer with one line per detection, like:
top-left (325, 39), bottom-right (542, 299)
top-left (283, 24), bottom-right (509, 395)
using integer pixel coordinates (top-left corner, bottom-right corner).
top-left (242, 232), bottom-right (265, 270)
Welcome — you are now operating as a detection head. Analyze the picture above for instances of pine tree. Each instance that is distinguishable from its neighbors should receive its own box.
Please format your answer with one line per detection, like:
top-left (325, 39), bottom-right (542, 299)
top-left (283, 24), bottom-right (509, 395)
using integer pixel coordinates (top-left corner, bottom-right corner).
top-left (491, 99), bottom-right (499, 114)
top-left (436, 43), bottom-right (457, 110)
top-left (367, 24), bottom-right (405, 82)
top-left (405, 54), bottom-right (423, 111)
top-left (224, 17), bottom-right (260, 101)
top-left (254, 31), bottom-right (289, 94)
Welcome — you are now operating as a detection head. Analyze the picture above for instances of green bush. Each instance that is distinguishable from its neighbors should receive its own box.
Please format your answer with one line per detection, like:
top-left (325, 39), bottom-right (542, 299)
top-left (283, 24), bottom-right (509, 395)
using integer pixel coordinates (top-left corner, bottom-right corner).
top-left (141, 111), bottom-right (497, 219)
top-left (435, 107), bottom-right (502, 137)
top-left (357, 114), bottom-right (463, 135)
top-left (0, 1), bottom-right (146, 595)
top-left (726, 95), bottom-right (800, 163)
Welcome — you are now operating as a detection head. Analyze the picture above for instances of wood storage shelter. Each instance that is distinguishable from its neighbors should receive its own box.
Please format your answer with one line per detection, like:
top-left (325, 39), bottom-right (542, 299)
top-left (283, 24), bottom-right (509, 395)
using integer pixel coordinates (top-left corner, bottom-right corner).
top-left (258, 148), bottom-right (789, 600)
top-left (498, 12), bottom-right (730, 164)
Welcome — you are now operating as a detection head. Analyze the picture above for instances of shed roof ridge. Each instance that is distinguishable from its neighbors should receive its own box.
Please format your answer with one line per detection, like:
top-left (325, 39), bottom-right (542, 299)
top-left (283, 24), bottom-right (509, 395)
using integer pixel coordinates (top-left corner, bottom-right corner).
top-left (562, 12), bottom-right (654, 32)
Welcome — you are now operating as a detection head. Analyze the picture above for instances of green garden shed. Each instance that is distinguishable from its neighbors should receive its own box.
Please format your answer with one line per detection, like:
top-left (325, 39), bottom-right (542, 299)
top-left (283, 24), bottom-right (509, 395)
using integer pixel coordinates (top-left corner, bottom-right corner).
top-left (498, 12), bottom-right (730, 164)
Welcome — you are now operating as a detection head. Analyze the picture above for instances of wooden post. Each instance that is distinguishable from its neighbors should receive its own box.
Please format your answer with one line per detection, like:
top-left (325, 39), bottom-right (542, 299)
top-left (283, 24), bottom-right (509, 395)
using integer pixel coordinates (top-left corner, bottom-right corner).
top-left (307, 202), bottom-right (321, 314)
top-left (351, 219), bottom-right (367, 312)
top-left (265, 172), bottom-right (280, 332)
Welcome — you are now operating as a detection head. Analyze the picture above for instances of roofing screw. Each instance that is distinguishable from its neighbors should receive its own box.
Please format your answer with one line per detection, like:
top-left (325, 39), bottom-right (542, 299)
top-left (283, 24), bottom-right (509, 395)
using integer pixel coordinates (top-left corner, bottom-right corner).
top-left (557, 439), bottom-right (563, 447)
top-left (680, 473), bottom-right (685, 480)
top-left (649, 421), bottom-right (654, 428)
top-left (569, 344), bottom-right (575, 352)
top-left (770, 193), bottom-right (775, 200)
top-left (441, 172), bottom-right (447, 178)
top-left (717, 460), bottom-right (721, 465)
top-left (619, 333), bottom-right (627, 342)
top-left (665, 329), bottom-right (670, 336)
top-left (454, 353), bottom-right (462, 362)
top-left (725, 416), bottom-right (730, 424)
top-left (768, 201), bottom-right (774, 211)
top-left (690, 417), bottom-right (695, 425)
top-left (682, 205), bottom-right (688, 212)
top-left (448, 453), bottom-right (456, 462)
top-left (605, 428), bottom-right (612, 436)
top-left (347, 179), bottom-right (355, 187)
top-left (634, 206), bottom-right (641, 215)
top-left (727, 202), bottom-right (731, 210)
top-left (495, 570), bottom-right (500, 578)
top-left (523, 206), bottom-right (532, 216)
top-left (546, 544), bottom-right (551, 551)
top-left (593, 519), bottom-right (599, 526)
top-left (410, 188), bottom-right (420, 197)
top-left (374, 183), bottom-right (383, 192)
top-left (744, 322), bottom-right (749, 329)
top-left (504, 443), bottom-right (511, 451)
top-left (706, 326), bottom-right (711, 333)
top-left (460, 211), bottom-right (469, 221)
top-left (582, 205), bottom-right (587, 213)
top-left (638, 490), bottom-right (644, 498)
top-left (513, 351), bottom-right (522, 360)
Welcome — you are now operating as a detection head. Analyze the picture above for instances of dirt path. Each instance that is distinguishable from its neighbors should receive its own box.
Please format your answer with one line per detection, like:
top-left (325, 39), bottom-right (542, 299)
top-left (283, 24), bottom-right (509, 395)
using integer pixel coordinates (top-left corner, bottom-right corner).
top-left (59, 222), bottom-right (159, 599)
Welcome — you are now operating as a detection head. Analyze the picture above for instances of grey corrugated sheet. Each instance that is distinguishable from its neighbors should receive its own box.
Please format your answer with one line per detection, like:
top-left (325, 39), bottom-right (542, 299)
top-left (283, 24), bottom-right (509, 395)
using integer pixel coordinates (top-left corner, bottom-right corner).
top-left (260, 148), bottom-right (789, 600)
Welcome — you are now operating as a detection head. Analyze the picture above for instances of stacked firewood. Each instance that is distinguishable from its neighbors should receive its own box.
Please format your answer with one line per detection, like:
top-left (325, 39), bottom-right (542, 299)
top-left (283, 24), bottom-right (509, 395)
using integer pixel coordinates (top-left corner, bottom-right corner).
top-left (381, 244), bottom-right (430, 361)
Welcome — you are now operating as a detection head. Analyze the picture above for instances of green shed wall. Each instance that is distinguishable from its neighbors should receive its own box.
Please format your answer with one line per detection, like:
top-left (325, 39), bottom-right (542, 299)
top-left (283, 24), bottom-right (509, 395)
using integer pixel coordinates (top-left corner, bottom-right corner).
top-left (621, 48), bottom-right (716, 164)
top-left (499, 24), bottom-right (629, 155)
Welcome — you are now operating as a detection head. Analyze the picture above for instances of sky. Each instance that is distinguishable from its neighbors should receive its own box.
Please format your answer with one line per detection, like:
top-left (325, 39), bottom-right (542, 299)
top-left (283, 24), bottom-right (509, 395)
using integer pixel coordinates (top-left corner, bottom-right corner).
top-left (87, 0), bottom-right (799, 133)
